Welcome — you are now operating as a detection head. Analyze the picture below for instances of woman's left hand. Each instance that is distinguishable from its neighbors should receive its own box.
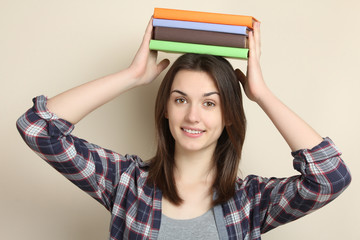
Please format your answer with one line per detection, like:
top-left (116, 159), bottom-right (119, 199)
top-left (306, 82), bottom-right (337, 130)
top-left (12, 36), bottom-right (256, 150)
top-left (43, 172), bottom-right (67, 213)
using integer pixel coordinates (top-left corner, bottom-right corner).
top-left (235, 22), bottom-right (323, 151)
top-left (235, 22), bottom-right (269, 103)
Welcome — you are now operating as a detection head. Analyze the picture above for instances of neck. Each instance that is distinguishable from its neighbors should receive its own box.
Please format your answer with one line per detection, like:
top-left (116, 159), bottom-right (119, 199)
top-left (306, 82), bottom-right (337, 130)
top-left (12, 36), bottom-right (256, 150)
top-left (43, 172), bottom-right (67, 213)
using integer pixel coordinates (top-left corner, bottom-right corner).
top-left (173, 147), bottom-right (216, 184)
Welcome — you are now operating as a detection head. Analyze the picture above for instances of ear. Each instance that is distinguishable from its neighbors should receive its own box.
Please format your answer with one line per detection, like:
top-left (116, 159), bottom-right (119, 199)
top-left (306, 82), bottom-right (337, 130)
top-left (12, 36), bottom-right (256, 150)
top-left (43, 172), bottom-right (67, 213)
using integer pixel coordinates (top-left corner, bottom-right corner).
top-left (164, 111), bottom-right (168, 119)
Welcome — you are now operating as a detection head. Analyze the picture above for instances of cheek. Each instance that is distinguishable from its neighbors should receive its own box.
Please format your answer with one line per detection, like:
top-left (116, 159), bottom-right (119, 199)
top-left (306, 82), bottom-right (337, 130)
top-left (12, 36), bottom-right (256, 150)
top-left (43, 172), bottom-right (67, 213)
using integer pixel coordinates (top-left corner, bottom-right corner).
top-left (166, 102), bottom-right (185, 123)
top-left (204, 111), bottom-right (225, 132)
top-left (213, 109), bottom-right (225, 127)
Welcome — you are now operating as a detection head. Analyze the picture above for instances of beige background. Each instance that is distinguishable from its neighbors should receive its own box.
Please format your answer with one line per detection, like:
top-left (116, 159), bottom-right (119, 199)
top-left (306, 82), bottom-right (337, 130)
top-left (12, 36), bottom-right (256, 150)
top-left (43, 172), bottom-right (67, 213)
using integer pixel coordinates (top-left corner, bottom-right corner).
top-left (1, 0), bottom-right (359, 239)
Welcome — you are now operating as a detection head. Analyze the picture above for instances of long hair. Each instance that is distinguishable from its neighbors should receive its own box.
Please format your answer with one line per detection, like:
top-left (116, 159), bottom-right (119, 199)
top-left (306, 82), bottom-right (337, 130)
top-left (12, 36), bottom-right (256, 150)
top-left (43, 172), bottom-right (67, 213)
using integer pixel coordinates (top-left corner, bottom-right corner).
top-left (148, 53), bottom-right (246, 206)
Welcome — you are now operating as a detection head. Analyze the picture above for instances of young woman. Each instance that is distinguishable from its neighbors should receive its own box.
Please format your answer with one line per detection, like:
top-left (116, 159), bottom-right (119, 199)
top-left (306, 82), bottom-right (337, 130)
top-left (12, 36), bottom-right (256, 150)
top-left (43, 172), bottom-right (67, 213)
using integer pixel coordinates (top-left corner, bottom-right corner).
top-left (17, 19), bottom-right (351, 239)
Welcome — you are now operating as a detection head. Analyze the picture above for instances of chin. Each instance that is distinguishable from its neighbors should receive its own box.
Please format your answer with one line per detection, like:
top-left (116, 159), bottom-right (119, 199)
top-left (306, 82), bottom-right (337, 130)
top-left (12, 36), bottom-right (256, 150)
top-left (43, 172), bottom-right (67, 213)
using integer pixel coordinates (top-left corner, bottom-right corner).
top-left (177, 142), bottom-right (216, 154)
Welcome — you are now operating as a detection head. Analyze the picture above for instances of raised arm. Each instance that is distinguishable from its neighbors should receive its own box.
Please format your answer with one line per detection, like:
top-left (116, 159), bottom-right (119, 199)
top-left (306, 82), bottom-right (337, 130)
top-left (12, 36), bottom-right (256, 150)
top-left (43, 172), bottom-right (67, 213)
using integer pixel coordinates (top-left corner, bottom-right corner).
top-left (16, 19), bottom-right (170, 210)
top-left (232, 24), bottom-right (351, 235)
top-left (47, 18), bottom-right (170, 124)
top-left (235, 22), bottom-right (323, 151)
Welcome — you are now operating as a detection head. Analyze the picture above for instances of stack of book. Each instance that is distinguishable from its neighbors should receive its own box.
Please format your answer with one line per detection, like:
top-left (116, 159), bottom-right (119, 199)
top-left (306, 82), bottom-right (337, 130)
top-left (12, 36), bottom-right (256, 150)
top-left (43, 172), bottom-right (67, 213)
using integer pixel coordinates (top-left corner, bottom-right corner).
top-left (150, 8), bottom-right (258, 59)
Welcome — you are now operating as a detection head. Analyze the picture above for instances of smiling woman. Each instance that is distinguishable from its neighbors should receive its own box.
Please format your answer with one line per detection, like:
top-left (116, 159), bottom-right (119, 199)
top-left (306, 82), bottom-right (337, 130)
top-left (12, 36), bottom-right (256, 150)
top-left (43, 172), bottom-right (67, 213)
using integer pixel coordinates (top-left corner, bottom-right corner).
top-left (149, 54), bottom-right (247, 214)
top-left (16, 18), bottom-right (351, 240)
top-left (168, 71), bottom-right (224, 155)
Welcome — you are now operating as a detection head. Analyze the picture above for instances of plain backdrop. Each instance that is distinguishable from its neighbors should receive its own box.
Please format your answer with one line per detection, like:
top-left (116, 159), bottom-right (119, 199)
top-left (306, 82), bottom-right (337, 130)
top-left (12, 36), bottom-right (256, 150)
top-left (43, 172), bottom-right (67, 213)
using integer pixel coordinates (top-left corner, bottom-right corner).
top-left (1, 0), bottom-right (359, 239)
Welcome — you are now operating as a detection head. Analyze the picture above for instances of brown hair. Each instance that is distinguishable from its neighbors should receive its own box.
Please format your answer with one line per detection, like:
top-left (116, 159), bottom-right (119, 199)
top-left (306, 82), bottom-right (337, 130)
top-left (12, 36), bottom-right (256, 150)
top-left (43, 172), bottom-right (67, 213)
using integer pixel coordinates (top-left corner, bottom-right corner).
top-left (148, 53), bottom-right (246, 206)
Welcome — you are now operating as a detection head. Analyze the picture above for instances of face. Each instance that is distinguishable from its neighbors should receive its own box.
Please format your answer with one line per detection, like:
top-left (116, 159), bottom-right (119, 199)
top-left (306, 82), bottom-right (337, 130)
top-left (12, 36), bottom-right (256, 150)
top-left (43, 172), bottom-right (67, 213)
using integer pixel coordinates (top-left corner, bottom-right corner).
top-left (166, 70), bottom-right (225, 155)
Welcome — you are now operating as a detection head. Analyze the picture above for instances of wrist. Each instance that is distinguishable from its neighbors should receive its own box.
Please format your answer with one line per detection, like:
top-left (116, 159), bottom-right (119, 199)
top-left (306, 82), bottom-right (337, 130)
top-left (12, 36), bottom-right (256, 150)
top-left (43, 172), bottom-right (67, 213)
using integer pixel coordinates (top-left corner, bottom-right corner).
top-left (254, 86), bottom-right (275, 108)
top-left (120, 66), bottom-right (146, 88)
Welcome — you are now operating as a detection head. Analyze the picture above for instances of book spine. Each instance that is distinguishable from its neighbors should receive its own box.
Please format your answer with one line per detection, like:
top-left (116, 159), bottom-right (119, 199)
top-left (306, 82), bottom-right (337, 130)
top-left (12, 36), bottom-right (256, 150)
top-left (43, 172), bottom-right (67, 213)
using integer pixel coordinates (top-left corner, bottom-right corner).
top-left (154, 8), bottom-right (256, 28)
top-left (153, 27), bottom-right (248, 48)
top-left (152, 18), bottom-right (249, 35)
top-left (149, 40), bottom-right (249, 59)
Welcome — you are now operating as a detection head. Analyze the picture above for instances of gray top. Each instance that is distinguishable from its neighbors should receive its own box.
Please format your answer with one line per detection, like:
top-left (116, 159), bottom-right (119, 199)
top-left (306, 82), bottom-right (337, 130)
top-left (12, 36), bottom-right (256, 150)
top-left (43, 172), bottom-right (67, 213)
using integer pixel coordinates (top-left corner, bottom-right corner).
top-left (157, 209), bottom-right (220, 240)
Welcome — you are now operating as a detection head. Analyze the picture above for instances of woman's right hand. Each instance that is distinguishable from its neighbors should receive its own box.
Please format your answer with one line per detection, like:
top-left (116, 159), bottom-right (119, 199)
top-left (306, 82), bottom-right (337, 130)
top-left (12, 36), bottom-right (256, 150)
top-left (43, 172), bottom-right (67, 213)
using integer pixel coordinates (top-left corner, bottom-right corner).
top-left (128, 17), bottom-right (170, 86)
top-left (47, 18), bottom-right (170, 124)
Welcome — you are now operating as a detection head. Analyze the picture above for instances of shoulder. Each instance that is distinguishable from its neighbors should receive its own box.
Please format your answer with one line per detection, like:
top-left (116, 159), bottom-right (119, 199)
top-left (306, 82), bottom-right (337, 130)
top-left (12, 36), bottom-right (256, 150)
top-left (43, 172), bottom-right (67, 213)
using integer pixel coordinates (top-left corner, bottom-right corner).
top-left (220, 175), bottom-right (268, 209)
top-left (120, 154), bottom-right (150, 173)
top-left (115, 154), bottom-right (155, 203)
top-left (117, 154), bottom-right (150, 185)
top-left (235, 175), bottom-right (268, 193)
top-left (233, 175), bottom-right (293, 199)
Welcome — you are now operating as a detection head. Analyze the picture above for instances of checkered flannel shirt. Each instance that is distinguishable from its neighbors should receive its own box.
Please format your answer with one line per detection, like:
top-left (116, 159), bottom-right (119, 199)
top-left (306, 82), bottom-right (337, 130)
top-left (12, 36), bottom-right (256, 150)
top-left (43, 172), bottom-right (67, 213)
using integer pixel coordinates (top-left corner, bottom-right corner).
top-left (16, 96), bottom-right (351, 240)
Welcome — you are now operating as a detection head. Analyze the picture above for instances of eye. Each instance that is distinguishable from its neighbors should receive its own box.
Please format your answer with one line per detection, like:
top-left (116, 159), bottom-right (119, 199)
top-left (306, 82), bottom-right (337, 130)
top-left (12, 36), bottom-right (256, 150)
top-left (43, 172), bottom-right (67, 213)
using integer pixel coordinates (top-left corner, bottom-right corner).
top-left (203, 101), bottom-right (216, 107)
top-left (175, 97), bottom-right (187, 104)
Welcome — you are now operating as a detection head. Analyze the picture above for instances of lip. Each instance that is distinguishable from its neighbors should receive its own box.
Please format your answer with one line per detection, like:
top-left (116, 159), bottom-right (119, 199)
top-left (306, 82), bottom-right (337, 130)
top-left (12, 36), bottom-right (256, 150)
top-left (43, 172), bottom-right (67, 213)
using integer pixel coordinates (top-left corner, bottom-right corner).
top-left (181, 127), bottom-right (205, 138)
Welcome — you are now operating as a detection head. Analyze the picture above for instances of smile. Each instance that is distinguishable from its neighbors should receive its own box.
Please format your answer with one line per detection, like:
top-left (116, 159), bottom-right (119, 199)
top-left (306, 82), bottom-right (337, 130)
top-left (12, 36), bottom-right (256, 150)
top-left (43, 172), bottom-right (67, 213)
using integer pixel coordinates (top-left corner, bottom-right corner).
top-left (181, 128), bottom-right (205, 134)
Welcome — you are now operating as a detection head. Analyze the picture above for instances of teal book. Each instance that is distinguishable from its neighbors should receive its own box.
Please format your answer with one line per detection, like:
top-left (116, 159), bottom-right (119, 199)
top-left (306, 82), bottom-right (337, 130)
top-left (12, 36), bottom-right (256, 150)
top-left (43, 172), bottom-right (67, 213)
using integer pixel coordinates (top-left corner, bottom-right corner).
top-left (149, 40), bottom-right (249, 59)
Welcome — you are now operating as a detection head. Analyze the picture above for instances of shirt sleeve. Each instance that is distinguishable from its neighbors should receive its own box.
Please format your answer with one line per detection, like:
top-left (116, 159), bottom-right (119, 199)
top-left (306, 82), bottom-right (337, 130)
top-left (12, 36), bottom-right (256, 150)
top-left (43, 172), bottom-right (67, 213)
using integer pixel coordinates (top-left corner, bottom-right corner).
top-left (16, 95), bottom-right (142, 211)
top-left (256, 137), bottom-right (352, 233)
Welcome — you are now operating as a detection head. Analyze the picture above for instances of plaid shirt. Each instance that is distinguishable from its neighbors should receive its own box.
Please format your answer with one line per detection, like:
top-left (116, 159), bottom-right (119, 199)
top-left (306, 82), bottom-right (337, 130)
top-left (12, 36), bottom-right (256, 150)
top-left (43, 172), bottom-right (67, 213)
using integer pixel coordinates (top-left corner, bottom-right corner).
top-left (16, 96), bottom-right (351, 240)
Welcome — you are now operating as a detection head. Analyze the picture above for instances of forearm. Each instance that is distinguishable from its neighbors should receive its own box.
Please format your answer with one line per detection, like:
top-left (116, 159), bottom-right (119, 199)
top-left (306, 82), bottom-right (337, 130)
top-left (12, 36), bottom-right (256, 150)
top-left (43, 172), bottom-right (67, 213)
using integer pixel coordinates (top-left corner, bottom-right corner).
top-left (47, 67), bottom-right (139, 124)
top-left (238, 22), bottom-right (322, 151)
top-left (260, 138), bottom-right (351, 233)
top-left (47, 18), bottom-right (170, 125)
top-left (256, 88), bottom-right (323, 151)
top-left (16, 96), bottom-right (129, 210)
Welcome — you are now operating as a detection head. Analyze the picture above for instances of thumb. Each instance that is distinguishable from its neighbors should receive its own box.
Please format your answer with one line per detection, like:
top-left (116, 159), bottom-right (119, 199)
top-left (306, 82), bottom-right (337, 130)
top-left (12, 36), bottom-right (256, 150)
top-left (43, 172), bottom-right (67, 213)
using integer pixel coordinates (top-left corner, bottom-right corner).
top-left (235, 68), bottom-right (246, 87)
top-left (156, 58), bottom-right (170, 75)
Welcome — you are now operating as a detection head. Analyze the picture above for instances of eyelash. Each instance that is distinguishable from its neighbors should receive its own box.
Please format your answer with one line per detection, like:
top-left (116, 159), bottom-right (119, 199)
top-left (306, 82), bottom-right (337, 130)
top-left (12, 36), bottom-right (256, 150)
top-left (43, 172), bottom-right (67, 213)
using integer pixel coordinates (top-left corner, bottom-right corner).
top-left (174, 98), bottom-right (216, 107)
top-left (203, 101), bottom-right (216, 107)
top-left (175, 97), bottom-right (187, 104)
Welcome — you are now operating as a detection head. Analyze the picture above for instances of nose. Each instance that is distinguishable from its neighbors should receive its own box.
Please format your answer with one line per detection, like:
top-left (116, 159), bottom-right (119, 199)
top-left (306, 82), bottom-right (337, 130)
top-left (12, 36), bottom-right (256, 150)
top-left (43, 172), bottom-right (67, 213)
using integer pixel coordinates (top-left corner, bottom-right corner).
top-left (185, 104), bottom-right (200, 123)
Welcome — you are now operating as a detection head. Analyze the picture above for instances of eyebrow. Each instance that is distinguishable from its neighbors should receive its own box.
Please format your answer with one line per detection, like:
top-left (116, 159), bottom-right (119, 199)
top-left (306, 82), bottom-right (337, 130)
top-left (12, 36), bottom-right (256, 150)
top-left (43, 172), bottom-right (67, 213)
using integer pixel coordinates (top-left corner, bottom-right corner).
top-left (170, 90), bottom-right (220, 97)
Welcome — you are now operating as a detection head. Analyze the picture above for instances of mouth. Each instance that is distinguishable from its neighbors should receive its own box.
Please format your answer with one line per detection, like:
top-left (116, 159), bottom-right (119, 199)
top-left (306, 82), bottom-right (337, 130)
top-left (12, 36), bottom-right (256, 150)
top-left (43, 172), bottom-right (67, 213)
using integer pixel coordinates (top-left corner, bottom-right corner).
top-left (181, 127), bottom-right (205, 134)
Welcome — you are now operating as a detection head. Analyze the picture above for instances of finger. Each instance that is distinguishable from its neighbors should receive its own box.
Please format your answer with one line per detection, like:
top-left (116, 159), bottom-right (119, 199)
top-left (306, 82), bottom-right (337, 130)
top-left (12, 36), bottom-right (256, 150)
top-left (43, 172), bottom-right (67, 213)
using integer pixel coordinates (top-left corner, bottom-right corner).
top-left (144, 16), bottom-right (153, 37)
top-left (235, 68), bottom-right (246, 86)
top-left (248, 30), bottom-right (256, 59)
top-left (254, 22), bottom-right (261, 59)
top-left (135, 17), bottom-right (154, 59)
top-left (254, 22), bottom-right (261, 49)
top-left (140, 17), bottom-right (154, 49)
top-left (157, 58), bottom-right (170, 74)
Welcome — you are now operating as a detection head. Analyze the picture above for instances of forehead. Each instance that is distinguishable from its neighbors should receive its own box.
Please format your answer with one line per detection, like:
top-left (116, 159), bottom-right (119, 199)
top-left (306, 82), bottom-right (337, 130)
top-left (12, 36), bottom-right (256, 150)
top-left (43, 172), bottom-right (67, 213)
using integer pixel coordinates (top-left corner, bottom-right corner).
top-left (171, 70), bottom-right (218, 92)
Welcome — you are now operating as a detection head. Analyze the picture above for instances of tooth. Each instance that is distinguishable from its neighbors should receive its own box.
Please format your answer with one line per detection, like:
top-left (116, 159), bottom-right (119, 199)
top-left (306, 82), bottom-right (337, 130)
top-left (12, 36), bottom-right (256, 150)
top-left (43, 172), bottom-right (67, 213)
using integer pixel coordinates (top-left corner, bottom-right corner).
top-left (184, 128), bottom-right (201, 134)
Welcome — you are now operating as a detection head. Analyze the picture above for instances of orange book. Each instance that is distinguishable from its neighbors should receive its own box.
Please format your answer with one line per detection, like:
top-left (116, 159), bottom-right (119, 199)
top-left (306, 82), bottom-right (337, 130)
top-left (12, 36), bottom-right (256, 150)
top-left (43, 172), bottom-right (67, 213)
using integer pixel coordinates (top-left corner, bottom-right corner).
top-left (154, 8), bottom-right (258, 28)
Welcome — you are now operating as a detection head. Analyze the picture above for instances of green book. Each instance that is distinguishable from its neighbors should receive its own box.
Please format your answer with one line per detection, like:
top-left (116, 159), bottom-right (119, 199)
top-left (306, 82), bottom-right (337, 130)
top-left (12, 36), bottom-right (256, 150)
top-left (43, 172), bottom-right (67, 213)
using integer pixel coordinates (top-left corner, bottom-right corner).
top-left (149, 40), bottom-right (249, 59)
